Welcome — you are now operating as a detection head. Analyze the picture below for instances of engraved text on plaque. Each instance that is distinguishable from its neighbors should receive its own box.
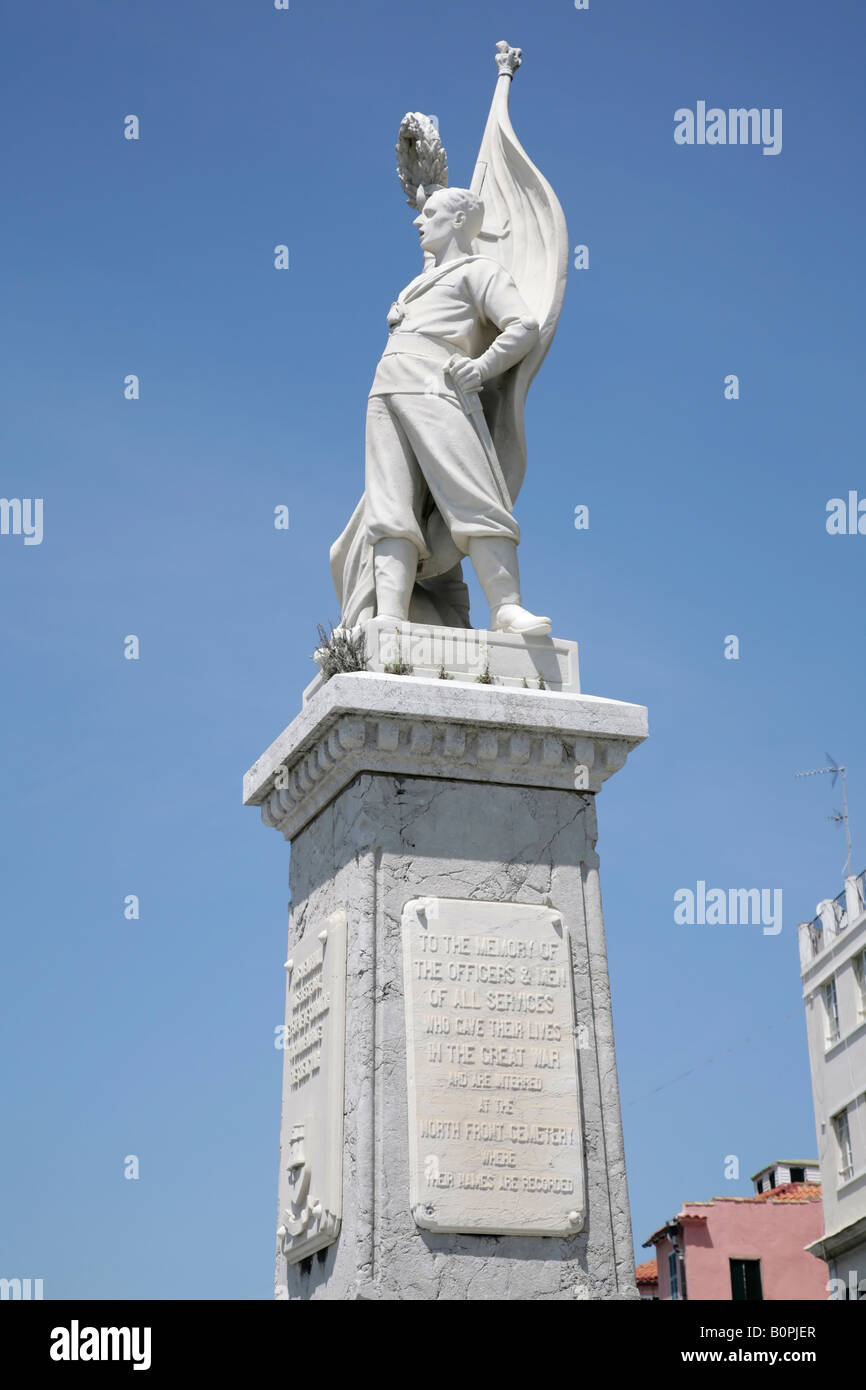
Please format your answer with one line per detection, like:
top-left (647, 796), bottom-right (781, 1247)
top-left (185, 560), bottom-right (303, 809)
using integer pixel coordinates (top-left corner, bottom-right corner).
top-left (402, 898), bottom-right (585, 1236)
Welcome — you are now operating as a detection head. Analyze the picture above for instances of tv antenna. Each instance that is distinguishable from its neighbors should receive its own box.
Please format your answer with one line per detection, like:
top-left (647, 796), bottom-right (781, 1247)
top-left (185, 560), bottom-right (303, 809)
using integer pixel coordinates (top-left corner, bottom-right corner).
top-left (794, 754), bottom-right (853, 878)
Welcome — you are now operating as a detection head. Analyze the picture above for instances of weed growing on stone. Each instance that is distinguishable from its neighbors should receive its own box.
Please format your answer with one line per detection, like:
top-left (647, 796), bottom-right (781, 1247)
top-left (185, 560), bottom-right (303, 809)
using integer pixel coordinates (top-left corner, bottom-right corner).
top-left (383, 627), bottom-right (413, 676)
top-left (315, 622), bottom-right (368, 681)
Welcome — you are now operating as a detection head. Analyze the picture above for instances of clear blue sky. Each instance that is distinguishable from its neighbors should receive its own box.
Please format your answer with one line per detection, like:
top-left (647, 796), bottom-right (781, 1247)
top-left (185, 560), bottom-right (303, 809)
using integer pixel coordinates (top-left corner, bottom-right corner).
top-left (2, 0), bottom-right (864, 1298)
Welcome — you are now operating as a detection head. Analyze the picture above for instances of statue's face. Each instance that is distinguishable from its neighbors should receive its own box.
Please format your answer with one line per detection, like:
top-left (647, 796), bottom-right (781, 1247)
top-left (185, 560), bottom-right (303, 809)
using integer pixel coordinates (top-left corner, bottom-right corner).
top-left (413, 192), bottom-right (464, 254)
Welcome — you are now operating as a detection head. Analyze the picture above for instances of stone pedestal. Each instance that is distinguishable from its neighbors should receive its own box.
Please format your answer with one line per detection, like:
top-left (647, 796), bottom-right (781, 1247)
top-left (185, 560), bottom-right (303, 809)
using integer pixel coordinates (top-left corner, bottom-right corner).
top-left (244, 662), bottom-right (647, 1301)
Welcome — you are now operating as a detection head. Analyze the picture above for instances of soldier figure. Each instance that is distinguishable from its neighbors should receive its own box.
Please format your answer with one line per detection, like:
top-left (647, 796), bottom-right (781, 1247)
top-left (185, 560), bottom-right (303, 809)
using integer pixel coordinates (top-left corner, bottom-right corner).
top-left (328, 43), bottom-right (568, 636)
top-left (365, 184), bottom-right (550, 636)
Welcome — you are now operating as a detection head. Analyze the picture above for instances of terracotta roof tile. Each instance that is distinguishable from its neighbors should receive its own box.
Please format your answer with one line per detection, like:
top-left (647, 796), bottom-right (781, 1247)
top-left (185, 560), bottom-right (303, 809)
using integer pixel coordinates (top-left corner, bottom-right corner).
top-left (754, 1182), bottom-right (822, 1203)
top-left (684, 1184), bottom-right (823, 1208)
top-left (635, 1259), bottom-right (658, 1284)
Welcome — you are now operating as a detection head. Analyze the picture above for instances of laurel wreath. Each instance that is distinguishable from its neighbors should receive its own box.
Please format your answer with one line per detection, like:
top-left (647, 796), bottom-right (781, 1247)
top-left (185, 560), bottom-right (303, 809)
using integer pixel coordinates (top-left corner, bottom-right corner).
top-left (395, 112), bottom-right (449, 208)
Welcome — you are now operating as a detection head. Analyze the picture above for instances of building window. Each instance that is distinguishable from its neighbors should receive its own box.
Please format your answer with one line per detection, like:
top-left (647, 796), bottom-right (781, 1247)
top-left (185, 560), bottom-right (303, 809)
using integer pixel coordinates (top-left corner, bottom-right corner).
top-left (854, 950), bottom-right (866, 1019)
top-left (730, 1259), bottom-right (763, 1301)
top-left (833, 1109), bottom-right (854, 1182)
top-left (824, 977), bottom-right (841, 1045)
top-left (668, 1250), bottom-right (680, 1301)
top-left (789, 1166), bottom-right (805, 1183)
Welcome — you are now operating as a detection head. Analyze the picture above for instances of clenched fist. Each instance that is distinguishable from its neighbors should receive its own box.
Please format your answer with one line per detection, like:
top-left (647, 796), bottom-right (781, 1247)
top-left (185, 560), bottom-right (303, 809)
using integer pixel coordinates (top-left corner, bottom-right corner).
top-left (446, 355), bottom-right (483, 393)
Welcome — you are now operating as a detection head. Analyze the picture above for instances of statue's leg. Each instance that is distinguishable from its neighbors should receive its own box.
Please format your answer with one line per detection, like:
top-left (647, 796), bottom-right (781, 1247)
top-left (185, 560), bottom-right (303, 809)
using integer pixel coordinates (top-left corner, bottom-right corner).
top-left (373, 537), bottom-right (418, 621)
top-left (365, 395), bottom-right (428, 621)
top-left (393, 393), bottom-right (551, 636)
top-left (468, 536), bottom-right (551, 637)
top-left (365, 396), bottom-right (430, 556)
top-left (391, 392), bottom-right (518, 550)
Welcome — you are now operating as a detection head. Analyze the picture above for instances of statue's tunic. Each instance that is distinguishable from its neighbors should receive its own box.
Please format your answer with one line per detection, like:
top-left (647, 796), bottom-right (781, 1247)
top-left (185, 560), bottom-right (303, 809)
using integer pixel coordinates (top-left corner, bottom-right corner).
top-left (364, 253), bottom-right (539, 558)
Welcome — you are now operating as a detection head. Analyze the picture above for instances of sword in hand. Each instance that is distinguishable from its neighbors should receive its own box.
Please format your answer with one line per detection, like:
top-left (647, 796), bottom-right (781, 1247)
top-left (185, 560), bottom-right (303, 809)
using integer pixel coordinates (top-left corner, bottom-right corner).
top-left (443, 353), bottom-right (514, 512)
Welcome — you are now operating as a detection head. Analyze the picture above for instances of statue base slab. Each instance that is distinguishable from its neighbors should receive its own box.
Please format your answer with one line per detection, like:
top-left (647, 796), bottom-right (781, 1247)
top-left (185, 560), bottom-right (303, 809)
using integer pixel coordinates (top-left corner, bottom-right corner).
top-left (304, 620), bottom-right (579, 704)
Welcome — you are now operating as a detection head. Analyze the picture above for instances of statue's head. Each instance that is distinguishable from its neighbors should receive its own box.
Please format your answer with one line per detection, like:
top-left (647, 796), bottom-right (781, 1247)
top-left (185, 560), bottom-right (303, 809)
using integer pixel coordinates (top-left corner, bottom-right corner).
top-left (413, 186), bottom-right (484, 255)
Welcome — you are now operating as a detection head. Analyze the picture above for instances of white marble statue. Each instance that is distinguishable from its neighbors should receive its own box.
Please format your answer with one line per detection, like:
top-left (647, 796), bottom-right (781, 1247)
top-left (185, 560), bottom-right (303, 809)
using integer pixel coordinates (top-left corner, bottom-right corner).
top-left (329, 42), bottom-right (568, 635)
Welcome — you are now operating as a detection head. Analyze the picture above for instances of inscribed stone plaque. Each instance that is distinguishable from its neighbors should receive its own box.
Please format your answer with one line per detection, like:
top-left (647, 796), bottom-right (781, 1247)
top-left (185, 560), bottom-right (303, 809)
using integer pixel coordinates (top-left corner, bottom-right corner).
top-left (277, 909), bottom-right (348, 1264)
top-left (402, 897), bottom-right (585, 1236)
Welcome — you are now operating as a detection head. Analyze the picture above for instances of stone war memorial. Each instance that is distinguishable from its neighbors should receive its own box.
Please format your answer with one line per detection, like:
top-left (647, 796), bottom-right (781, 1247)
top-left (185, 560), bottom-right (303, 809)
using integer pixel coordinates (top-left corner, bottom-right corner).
top-left (244, 41), bottom-right (648, 1301)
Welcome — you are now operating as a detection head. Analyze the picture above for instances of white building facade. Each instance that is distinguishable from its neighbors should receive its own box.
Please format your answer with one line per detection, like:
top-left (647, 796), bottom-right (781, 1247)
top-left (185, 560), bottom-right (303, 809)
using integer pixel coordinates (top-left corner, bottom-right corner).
top-left (799, 870), bottom-right (866, 1298)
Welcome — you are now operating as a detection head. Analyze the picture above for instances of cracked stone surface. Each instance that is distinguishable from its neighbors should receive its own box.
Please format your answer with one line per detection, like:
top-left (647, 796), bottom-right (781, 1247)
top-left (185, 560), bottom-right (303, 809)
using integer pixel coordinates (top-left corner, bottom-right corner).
top-left (279, 771), bottom-right (639, 1301)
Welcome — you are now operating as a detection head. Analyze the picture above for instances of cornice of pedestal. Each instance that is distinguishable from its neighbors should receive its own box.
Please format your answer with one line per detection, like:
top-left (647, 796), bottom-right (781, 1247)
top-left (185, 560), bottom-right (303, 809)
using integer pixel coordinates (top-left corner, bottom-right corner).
top-left (243, 673), bottom-right (648, 842)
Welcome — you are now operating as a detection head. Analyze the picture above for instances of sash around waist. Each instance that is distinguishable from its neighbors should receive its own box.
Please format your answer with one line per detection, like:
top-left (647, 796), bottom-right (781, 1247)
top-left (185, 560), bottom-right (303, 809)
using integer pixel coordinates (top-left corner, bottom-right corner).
top-left (381, 331), bottom-right (462, 365)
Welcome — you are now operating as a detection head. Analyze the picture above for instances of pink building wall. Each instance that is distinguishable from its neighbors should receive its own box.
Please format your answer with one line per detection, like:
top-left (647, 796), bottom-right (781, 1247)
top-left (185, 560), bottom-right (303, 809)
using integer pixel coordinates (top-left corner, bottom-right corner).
top-left (654, 1197), bottom-right (827, 1301)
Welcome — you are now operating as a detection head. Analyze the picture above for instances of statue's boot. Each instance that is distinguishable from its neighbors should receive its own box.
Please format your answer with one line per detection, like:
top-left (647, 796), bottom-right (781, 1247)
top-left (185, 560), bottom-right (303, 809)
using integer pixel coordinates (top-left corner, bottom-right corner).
top-left (373, 537), bottom-right (418, 621)
top-left (469, 537), bottom-right (552, 636)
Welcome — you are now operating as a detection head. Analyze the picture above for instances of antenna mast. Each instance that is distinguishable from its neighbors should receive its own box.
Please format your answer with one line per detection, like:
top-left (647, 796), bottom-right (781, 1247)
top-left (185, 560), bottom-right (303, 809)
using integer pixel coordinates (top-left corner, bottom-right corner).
top-left (794, 754), bottom-right (853, 878)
